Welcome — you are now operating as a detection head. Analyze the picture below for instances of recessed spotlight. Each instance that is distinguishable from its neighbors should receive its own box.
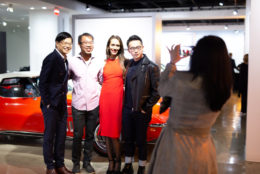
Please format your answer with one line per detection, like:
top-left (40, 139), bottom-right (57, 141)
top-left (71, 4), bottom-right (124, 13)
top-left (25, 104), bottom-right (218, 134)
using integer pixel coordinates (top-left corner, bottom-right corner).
top-left (219, 2), bottom-right (224, 6)
top-left (1, 3), bottom-right (7, 6)
top-left (30, 7), bottom-right (35, 10)
top-left (86, 4), bottom-right (90, 11)
top-left (233, 9), bottom-right (238, 15)
top-left (41, 6), bottom-right (47, 10)
top-left (6, 4), bottom-right (14, 13)
top-left (2, 21), bottom-right (7, 26)
top-left (186, 26), bottom-right (191, 31)
top-left (28, 26), bottom-right (31, 30)
top-left (224, 25), bottom-right (228, 30)
top-left (12, 29), bottom-right (16, 33)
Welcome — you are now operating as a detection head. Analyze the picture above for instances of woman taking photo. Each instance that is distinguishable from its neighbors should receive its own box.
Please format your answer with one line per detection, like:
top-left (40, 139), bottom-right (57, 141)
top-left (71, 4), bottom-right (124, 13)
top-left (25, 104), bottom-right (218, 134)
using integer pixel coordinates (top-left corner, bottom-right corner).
top-left (148, 35), bottom-right (232, 174)
top-left (99, 35), bottom-right (125, 174)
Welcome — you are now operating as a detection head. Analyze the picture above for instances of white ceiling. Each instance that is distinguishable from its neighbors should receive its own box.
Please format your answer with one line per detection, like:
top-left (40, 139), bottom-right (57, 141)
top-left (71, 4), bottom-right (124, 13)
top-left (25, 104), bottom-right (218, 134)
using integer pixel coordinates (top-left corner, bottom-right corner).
top-left (0, 0), bottom-right (103, 32)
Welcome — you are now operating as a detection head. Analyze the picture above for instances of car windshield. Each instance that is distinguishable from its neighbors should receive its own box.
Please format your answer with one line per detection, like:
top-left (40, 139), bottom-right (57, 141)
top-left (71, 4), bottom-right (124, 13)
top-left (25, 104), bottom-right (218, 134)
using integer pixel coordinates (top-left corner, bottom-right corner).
top-left (0, 77), bottom-right (40, 98)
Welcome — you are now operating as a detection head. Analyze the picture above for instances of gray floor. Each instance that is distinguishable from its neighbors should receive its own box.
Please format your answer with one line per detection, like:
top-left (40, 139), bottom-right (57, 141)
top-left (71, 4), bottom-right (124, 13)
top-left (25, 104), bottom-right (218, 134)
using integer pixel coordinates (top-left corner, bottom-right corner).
top-left (0, 94), bottom-right (260, 174)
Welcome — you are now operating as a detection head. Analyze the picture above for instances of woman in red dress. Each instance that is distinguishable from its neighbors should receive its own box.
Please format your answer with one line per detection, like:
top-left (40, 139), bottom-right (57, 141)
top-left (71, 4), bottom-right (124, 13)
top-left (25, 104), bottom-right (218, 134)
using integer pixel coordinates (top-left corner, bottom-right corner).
top-left (99, 35), bottom-right (125, 174)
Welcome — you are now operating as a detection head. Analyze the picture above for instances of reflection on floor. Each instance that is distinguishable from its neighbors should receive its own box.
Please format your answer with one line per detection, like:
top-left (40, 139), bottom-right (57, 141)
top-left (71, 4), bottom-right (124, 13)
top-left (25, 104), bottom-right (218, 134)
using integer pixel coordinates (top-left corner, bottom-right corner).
top-left (0, 94), bottom-right (260, 174)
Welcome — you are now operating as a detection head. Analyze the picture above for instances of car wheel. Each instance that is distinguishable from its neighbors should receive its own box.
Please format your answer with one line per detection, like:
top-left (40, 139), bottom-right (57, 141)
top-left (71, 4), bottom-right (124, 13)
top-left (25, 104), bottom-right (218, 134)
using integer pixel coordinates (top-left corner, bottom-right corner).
top-left (93, 123), bottom-right (107, 156)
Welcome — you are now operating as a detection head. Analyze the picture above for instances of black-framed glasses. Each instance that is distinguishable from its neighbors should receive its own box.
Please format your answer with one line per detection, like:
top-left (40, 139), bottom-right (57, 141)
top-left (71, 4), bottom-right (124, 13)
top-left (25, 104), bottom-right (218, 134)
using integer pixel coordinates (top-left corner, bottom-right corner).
top-left (80, 41), bottom-right (94, 46)
top-left (60, 41), bottom-right (72, 47)
top-left (129, 46), bottom-right (142, 52)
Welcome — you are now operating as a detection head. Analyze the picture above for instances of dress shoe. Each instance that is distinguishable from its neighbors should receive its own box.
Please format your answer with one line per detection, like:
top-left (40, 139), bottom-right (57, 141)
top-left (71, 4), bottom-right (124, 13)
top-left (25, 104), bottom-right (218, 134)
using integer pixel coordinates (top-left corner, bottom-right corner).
top-left (83, 162), bottom-right (95, 173)
top-left (56, 166), bottom-right (74, 174)
top-left (137, 166), bottom-right (145, 174)
top-left (46, 168), bottom-right (58, 174)
top-left (72, 163), bottom-right (80, 173)
top-left (121, 163), bottom-right (133, 174)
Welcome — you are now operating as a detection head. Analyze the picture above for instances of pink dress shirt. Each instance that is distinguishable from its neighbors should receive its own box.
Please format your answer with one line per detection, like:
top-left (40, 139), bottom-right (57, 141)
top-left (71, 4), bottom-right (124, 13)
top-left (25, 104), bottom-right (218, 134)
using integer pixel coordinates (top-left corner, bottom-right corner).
top-left (68, 54), bottom-right (103, 111)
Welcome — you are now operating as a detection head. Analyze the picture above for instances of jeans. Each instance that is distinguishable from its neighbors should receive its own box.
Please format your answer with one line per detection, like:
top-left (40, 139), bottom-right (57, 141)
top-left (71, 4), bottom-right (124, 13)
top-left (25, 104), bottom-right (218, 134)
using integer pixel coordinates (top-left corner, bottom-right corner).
top-left (122, 107), bottom-right (151, 161)
top-left (72, 106), bottom-right (99, 164)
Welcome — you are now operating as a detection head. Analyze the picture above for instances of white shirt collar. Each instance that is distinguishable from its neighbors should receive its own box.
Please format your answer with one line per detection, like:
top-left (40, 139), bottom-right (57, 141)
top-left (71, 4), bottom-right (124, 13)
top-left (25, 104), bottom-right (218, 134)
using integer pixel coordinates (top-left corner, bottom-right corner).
top-left (56, 48), bottom-right (66, 59)
top-left (77, 53), bottom-right (94, 61)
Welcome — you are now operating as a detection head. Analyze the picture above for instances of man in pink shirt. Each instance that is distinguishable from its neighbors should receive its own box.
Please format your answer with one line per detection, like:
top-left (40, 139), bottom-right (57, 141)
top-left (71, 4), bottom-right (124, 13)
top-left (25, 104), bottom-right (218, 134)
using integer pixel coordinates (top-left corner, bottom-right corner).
top-left (68, 33), bottom-right (102, 173)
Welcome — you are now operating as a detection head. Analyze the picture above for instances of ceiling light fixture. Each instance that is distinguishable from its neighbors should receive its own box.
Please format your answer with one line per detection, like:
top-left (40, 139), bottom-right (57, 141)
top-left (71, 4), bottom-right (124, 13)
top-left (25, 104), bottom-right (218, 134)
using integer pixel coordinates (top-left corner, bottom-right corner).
top-left (86, 4), bottom-right (90, 11)
top-left (224, 25), bottom-right (228, 30)
top-left (41, 6), bottom-right (47, 10)
top-left (233, 9), bottom-right (238, 15)
top-left (233, 0), bottom-right (238, 15)
top-left (186, 26), bottom-right (191, 31)
top-left (30, 7), bottom-right (35, 10)
top-left (219, 2), bottom-right (224, 6)
top-left (6, 4), bottom-right (13, 13)
top-left (2, 21), bottom-right (7, 26)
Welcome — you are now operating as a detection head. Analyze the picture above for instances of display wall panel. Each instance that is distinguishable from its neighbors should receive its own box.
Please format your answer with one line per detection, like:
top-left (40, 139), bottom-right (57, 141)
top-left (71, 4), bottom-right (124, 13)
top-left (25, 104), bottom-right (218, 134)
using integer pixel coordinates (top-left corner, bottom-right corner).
top-left (161, 30), bottom-right (245, 71)
top-left (73, 14), bottom-right (155, 61)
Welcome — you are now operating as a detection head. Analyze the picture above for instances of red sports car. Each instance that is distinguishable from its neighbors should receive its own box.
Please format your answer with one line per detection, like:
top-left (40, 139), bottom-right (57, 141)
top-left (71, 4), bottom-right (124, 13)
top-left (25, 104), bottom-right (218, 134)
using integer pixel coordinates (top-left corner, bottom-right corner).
top-left (0, 72), bottom-right (169, 155)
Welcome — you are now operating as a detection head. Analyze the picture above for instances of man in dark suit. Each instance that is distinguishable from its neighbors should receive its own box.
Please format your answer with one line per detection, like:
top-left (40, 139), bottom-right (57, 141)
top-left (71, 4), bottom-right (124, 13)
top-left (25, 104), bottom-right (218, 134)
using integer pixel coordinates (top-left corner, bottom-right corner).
top-left (39, 32), bottom-right (74, 174)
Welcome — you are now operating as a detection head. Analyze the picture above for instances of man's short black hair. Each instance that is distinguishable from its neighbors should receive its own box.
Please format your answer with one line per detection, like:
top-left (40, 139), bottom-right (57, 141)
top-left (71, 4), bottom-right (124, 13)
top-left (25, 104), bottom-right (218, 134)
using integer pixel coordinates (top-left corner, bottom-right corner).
top-left (78, 33), bottom-right (94, 44)
top-left (127, 35), bottom-right (143, 47)
top-left (55, 32), bottom-right (73, 43)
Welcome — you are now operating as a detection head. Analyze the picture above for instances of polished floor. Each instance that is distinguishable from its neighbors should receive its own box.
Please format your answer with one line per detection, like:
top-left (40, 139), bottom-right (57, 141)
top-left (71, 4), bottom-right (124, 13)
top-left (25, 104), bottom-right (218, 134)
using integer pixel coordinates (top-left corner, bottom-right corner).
top-left (0, 94), bottom-right (260, 174)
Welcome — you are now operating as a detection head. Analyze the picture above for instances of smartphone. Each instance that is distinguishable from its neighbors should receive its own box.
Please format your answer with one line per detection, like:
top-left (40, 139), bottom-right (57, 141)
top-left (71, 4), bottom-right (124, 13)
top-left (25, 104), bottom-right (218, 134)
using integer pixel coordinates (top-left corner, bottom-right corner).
top-left (180, 46), bottom-right (194, 57)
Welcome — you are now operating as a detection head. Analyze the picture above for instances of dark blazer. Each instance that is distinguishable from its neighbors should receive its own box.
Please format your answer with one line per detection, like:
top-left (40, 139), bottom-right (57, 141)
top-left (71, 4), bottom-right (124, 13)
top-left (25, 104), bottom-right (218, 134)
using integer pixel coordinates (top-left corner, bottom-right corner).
top-left (39, 49), bottom-right (68, 108)
top-left (124, 54), bottom-right (160, 112)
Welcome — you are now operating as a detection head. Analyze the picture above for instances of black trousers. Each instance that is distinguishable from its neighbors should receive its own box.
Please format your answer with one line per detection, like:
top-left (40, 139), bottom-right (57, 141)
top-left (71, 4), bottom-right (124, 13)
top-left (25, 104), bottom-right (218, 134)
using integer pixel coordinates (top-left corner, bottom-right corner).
top-left (241, 89), bottom-right (248, 113)
top-left (122, 107), bottom-right (151, 161)
top-left (72, 106), bottom-right (99, 164)
top-left (41, 103), bottom-right (67, 169)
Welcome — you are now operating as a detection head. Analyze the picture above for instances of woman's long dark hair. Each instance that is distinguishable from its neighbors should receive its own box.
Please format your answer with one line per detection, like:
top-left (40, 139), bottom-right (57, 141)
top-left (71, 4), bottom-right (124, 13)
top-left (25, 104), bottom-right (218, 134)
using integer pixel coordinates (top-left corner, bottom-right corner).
top-left (106, 35), bottom-right (125, 73)
top-left (190, 35), bottom-right (232, 111)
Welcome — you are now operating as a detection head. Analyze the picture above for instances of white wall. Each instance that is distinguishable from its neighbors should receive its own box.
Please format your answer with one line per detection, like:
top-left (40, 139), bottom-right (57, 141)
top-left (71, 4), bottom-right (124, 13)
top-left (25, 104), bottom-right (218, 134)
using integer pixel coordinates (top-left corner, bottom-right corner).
top-left (29, 10), bottom-right (58, 72)
top-left (246, 0), bottom-right (260, 162)
top-left (161, 29), bottom-right (245, 70)
top-left (6, 30), bottom-right (29, 72)
top-left (73, 14), bottom-right (156, 62)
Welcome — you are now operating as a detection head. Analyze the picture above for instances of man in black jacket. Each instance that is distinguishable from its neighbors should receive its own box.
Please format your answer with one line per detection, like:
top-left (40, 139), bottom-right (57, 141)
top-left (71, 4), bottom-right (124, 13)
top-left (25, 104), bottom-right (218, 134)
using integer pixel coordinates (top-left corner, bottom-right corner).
top-left (122, 35), bottom-right (160, 174)
top-left (39, 32), bottom-right (74, 174)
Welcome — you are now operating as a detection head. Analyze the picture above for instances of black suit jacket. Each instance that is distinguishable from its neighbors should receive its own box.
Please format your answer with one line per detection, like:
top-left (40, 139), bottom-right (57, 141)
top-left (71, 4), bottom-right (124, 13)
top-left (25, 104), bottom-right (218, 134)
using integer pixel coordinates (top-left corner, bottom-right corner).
top-left (39, 49), bottom-right (68, 108)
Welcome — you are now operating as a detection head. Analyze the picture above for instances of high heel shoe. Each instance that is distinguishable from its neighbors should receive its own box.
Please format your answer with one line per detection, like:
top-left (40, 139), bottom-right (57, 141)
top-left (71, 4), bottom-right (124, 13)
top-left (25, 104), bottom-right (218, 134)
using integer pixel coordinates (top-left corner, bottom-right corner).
top-left (114, 159), bottom-right (122, 174)
top-left (106, 170), bottom-right (114, 174)
top-left (107, 159), bottom-right (114, 174)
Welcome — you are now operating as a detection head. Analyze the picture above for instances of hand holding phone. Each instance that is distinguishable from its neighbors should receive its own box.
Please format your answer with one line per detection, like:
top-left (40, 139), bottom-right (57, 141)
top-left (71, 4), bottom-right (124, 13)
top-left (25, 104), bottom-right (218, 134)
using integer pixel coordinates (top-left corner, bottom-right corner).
top-left (180, 46), bottom-right (194, 57)
top-left (167, 44), bottom-right (181, 65)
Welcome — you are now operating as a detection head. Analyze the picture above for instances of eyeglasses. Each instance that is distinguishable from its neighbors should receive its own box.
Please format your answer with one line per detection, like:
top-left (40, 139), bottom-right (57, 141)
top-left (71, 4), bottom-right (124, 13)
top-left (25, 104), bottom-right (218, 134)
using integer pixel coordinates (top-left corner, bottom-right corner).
top-left (60, 41), bottom-right (72, 47)
top-left (80, 41), bottom-right (94, 46)
top-left (129, 46), bottom-right (142, 52)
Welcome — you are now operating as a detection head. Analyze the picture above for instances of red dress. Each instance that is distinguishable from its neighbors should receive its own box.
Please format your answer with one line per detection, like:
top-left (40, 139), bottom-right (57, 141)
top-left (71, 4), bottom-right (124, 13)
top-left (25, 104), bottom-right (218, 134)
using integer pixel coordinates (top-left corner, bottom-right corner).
top-left (99, 58), bottom-right (123, 138)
